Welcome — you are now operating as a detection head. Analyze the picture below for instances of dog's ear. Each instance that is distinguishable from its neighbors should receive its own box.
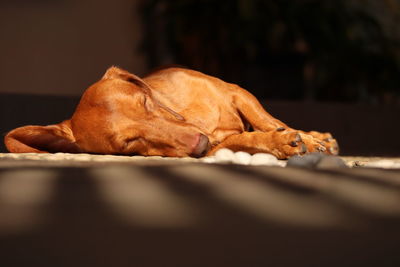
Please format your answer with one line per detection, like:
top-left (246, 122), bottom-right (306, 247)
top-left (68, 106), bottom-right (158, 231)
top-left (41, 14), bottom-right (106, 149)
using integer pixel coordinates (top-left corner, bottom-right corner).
top-left (102, 66), bottom-right (185, 121)
top-left (4, 120), bottom-right (81, 153)
top-left (102, 66), bottom-right (152, 94)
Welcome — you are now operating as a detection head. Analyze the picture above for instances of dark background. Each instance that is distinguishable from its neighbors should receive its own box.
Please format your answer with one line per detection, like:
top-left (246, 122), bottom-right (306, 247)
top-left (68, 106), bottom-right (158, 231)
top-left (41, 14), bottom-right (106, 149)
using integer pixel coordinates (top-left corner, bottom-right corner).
top-left (1, 0), bottom-right (400, 155)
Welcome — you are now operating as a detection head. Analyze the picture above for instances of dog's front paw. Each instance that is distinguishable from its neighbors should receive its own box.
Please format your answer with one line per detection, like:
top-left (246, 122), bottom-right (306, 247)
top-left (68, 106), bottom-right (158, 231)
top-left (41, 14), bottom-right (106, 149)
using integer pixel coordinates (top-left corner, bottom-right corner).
top-left (272, 131), bottom-right (311, 159)
top-left (279, 131), bottom-right (328, 157)
top-left (305, 131), bottom-right (339, 155)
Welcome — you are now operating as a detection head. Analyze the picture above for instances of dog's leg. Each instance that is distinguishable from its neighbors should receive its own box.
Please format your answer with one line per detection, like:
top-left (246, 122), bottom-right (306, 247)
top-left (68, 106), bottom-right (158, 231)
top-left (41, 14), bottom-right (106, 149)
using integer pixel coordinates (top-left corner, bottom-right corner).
top-left (231, 85), bottom-right (338, 155)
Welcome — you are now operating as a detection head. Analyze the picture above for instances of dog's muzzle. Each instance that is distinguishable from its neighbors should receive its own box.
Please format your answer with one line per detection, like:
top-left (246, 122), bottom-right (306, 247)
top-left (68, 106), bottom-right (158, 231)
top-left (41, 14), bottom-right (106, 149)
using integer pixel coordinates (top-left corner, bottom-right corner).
top-left (190, 134), bottom-right (210, 158)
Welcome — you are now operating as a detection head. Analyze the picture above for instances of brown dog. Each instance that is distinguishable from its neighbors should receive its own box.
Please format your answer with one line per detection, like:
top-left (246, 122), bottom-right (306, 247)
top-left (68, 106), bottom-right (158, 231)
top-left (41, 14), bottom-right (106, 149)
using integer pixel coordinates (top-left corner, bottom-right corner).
top-left (4, 66), bottom-right (338, 159)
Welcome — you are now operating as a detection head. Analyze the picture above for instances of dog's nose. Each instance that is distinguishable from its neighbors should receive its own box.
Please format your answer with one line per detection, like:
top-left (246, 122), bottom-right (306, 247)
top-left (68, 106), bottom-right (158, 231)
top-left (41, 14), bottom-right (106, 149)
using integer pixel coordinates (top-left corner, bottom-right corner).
top-left (190, 134), bottom-right (210, 158)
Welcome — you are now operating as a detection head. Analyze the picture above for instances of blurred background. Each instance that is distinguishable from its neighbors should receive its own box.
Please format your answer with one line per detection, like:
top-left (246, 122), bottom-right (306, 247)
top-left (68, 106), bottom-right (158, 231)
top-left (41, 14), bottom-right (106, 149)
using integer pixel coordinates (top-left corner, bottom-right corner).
top-left (0, 0), bottom-right (399, 155)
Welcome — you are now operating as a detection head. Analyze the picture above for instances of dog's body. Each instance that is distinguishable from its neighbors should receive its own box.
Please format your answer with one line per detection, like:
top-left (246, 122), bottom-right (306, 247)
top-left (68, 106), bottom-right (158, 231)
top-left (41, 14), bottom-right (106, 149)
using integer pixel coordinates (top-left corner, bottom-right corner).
top-left (4, 66), bottom-right (338, 159)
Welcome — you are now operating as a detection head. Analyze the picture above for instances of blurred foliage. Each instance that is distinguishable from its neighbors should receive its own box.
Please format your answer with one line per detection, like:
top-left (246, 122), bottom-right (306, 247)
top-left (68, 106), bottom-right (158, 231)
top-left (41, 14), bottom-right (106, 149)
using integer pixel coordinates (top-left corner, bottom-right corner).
top-left (141, 0), bottom-right (400, 103)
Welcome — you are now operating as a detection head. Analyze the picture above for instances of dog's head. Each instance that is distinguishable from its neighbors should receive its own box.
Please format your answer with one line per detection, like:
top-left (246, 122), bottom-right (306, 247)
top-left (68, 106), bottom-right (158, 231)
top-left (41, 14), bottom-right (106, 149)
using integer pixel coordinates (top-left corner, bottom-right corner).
top-left (4, 67), bottom-right (210, 157)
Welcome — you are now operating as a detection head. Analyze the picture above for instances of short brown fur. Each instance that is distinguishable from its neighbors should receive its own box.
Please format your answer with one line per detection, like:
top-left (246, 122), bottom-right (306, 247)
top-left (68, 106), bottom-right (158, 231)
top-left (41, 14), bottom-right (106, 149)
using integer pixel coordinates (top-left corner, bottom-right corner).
top-left (4, 66), bottom-right (338, 159)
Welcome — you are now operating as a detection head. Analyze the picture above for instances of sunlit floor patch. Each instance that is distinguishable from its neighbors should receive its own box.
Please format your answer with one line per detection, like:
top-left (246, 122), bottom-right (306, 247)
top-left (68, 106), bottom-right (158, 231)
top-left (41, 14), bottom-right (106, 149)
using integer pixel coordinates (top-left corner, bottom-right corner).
top-left (92, 166), bottom-right (198, 228)
top-left (0, 169), bottom-right (56, 234)
top-left (169, 165), bottom-right (366, 229)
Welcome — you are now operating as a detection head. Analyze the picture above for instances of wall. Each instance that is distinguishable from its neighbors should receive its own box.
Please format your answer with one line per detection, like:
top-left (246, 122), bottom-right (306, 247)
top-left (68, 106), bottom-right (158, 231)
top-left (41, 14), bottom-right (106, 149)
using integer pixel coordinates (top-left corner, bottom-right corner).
top-left (0, 0), bottom-right (146, 96)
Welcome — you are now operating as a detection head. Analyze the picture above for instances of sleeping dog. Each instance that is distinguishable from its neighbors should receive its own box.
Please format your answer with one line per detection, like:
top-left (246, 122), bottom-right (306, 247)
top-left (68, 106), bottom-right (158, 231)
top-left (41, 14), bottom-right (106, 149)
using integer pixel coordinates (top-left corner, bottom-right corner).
top-left (4, 66), bottom-right (338, 159)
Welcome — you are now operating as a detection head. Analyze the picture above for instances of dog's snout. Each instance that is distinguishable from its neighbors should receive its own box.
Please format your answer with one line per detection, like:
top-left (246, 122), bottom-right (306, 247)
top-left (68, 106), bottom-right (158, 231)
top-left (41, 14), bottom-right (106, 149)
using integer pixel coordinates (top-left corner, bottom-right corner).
top-left (190, 134), bottom-right (210, 158)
